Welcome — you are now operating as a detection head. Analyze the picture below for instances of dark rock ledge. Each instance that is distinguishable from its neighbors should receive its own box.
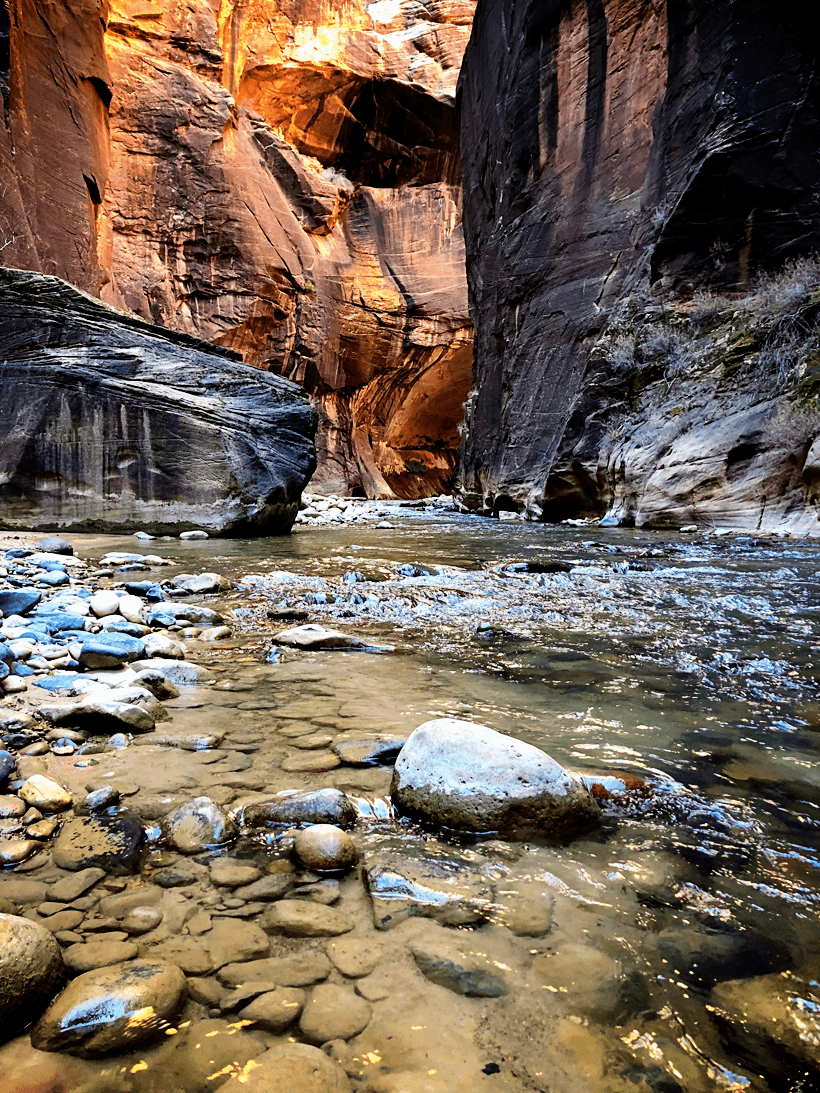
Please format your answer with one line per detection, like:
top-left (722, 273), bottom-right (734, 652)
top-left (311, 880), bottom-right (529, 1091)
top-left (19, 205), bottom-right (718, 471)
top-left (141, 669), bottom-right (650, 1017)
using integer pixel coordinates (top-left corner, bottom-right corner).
top-left (0, 268), bottom-right (317, 535)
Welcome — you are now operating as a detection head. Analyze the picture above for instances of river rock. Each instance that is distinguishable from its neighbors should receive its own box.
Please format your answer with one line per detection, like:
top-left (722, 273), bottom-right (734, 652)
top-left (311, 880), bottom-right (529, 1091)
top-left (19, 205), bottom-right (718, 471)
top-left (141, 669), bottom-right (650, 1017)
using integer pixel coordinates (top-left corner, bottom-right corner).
top-left (0, 837), bottom-right (40, 864)
top-left (239, 788), bottom-right (357, 829)
top-left (364, 841), bottom-right (496, 930)
top-left (77, 633), bottom-right (146, 668)
top-left (0, 913), bottom-right (65, 1036)
top-left (239, 987), bottom-right (305, 1032)
top-left (261, 901), bottom-right (354, 938)
top-left (147, 603), bottom-right (223, 628)
top-left (273, 624), bottom-right (393, 651)
top-left (131, 659), bottom-right (213, 685)
top-left (332, 735), bottom-right (408, 766)
top-left (63, 939), bottom-right (140, 973)
top-left (142, 634), bottom-right (185, 659)
top-left (391, 719), bottom-right (601, 838)
top-left (39, 695), bottom-right (156, 734)
top-left (49, 867), bottom-right (106, 902)
top-left (218, 953), bottom-right (332, 989)
top-left (281, 752), bottom-right (340, 773)
top-left (219, 1043), bottom-right (351, 1093)
top-left (0, 795), bottom-right (26, 818)
top-left (36, 537), bottom-right (73, 555)
top-left (711, 969), bottom-right (820, 1077)
top-left (209, 859), bottom-right (262, 888)
top-left (325, 937), bottom-right (382, 979)
top-left (170, 573), bottom-right (230, 594)
top-left (0, 590), bottom-right (41, 616)
top-left (161, 797), bottom-right (237, 852)
top-left (89, 590), bottom-right (121, 618)
top-left (293, 826), bottom-right (359, 872)
top-left (235, 873), bottom-right (294, 902)
top-left (409, 938), bottom-right (507, 997)
top-left (0, 749), bottom-right (15, 782)
top-left (131, 669), bottom-right (180, 700)
top-left (19, 774), bottom-right (72, 812)
top-left (116, 595), bottom-right (146, 624)
top-left (207, 919), bottom-right (270, 968)
top-left (154, 1018), bottom-right (267, 1092)
top-left (299, 983), bottom-right (371, 1044)
top-left (31, 959), bottom-right (186, 1057)
top-left (52, 814), bottom-right (146, 874)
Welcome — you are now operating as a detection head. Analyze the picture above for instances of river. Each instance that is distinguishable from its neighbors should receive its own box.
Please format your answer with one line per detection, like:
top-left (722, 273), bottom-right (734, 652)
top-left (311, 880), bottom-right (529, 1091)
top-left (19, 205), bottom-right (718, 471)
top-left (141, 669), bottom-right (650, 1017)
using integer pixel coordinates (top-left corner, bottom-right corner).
top-left (1, 503), bottom-right (818, 1092)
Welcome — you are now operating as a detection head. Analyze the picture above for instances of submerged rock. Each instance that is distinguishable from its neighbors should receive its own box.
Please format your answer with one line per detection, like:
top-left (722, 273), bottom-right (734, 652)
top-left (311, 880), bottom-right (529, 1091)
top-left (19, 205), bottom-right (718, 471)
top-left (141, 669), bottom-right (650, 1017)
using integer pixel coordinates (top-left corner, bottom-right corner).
top-left (299, 983), bottom-right (371, 1044)
top-left (31, 959), bottom-right (186, 1057)
top-left (272, 624), bottom-right (394, 652)
top-left (409, 937), bottom-right (508, 997)
top-left (0, 913), bottom-right (65, 1036)
top-left (391, 718), bottom-right (601, 838)
top-left (365, 841), bottom-right (496, 930)
top-left (261, 901), bottom-right (354, 938)
top-left (162, 797), bottom-right (237, 852)
top-left (52, 814), bottom-right (146, 874)
top-left (293, 825), bottom-right (359, 872)
top-left (238, 788), bottom-right (357, 829)
top-left (218, 1043), bottom-right (351, 1093)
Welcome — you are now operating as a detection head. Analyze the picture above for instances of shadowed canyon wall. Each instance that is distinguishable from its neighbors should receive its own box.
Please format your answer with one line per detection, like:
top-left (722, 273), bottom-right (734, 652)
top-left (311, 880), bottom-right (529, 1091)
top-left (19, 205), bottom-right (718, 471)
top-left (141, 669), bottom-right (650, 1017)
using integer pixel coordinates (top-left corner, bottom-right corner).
top-left (0, 0), bottom-right (474, 499)
top-left (455, 0), bottom-right (820, 529)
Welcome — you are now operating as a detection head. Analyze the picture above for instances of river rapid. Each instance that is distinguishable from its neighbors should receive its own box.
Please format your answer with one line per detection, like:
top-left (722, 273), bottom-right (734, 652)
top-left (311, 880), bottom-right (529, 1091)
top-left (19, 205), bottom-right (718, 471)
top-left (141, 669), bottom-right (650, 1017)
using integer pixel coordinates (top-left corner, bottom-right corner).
top-left (1, 501), bottom-right (819, 1093)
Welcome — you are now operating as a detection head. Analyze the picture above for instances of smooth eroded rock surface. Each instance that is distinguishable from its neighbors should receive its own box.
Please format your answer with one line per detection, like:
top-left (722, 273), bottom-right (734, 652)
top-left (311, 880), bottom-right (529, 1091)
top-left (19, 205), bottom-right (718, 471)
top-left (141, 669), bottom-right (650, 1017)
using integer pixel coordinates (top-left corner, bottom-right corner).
top-left (31, 959), bottom-right (186, 1057)
top-left (0, 914), bottom-right (65, 1037)
top-left (391, 719), bottom-right (601, 837)
top-left (0, 269), bottom-right (315, 534)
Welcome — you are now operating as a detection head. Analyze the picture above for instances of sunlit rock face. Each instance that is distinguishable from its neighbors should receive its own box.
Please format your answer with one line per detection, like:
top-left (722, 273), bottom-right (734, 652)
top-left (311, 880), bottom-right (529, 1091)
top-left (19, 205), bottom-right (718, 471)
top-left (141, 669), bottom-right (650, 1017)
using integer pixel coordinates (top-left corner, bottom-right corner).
top-left (454, 0), bottom-right (820, 526)
top-left (0, 0), bottom-right (474, 499)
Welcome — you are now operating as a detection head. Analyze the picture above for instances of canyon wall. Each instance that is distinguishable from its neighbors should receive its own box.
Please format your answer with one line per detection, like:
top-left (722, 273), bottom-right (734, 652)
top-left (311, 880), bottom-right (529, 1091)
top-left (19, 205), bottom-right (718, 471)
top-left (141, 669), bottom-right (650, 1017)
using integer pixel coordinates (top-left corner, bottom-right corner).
top-left (0, 0), bottom-right (474, 499)
top-left (455, 0), bottom-right (820, 529)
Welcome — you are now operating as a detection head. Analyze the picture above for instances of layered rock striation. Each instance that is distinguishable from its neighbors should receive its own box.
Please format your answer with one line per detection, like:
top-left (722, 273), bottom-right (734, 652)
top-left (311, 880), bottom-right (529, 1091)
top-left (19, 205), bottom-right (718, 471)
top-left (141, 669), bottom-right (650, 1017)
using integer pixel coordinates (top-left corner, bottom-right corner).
top-left (455, 0), bottom-right (820, 529)
top-left (0, 0), bottom-right (475, 499)
top-left (0, 268), bottom-right (316, 534)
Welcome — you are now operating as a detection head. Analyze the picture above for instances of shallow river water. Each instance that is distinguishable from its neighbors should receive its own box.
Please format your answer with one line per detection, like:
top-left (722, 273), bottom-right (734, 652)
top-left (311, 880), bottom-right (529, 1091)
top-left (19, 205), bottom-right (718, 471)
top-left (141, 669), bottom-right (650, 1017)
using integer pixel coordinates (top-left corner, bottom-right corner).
top-left (2, 505), bottom-right (820, 1093)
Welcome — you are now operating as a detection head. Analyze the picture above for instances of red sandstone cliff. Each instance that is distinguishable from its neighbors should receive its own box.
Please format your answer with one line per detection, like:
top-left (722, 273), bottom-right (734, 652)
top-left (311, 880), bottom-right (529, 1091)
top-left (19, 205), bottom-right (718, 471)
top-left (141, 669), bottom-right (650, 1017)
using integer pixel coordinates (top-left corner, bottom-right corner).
top-left (0, 0), bottom-right (474, 498)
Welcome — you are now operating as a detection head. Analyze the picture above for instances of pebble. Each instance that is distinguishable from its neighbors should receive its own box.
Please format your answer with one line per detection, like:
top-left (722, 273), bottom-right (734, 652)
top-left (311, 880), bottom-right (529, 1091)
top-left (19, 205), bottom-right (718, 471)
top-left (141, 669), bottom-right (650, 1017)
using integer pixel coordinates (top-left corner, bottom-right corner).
top-left (19, 774), bottom-right (72, 812)
top-left (261, 901), bottom-right (354, 937)
top-left (293, 825), bottom-right (359, 872)
top-left (239, 987), bottom-right (305, 1032)
top-left (209, 859), bottom-right (263, 888)
top-left (299, 983), bottom-right (372, 1044)
top-left (121, 906), bottom-right (163, 934)
top-left (30, 959), bottom-right (186, 1057)
top-left (49, 867), bottom-right (106, 903)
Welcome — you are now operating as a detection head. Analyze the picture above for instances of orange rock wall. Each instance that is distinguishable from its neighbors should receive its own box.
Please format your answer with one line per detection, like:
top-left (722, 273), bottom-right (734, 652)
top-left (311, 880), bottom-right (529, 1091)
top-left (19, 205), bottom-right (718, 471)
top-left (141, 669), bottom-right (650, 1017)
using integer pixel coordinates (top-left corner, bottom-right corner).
top-left (0, 0), bottom-right (473, 498)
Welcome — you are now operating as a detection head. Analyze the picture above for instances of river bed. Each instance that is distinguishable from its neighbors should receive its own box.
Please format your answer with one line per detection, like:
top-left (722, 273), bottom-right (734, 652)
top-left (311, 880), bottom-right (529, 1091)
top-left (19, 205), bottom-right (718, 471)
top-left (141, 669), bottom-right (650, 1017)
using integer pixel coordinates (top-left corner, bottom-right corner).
top-left (1, 504), bottom-right (819, 1093)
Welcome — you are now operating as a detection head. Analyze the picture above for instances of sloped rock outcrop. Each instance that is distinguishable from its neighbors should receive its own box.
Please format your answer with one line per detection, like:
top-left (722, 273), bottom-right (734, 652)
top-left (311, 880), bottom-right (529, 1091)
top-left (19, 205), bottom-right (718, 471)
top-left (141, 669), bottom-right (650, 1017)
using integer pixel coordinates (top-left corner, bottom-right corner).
top-left (0, 269), bottom-right (316, 534)
top-left (0, 0), bottom-right (475, 499)
top-left (455, 0), bottom-right (820, 528)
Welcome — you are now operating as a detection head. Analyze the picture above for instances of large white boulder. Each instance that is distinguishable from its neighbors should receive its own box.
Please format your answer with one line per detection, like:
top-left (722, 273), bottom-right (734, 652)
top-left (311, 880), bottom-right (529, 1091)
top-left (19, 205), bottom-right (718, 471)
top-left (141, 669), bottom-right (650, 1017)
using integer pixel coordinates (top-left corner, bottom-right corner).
top-left (391, 718), bottom-right (600, 839)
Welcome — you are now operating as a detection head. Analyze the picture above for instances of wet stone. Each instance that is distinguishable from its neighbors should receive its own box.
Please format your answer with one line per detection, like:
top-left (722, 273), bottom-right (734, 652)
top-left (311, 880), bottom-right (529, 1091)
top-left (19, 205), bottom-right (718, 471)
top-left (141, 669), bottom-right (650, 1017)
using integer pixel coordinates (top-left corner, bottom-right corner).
top-left (299, 983), bottom-right (372, 1044)
top-left (364, 841), bottom-right (496, 930)
top-left (19, 774), bottom-right (72, 813)
top-left (239, 788), bottom-right (357, 829)
top-left (31, 959), bottom-right (186, 1057)
top-left (218, 1042), bottom-right (351, 1093)
top-left (391, 718), bottom-right (601, 838)
top-left (281, 752), bottom-right (341, 773)
top-left (152, 1018), bottom-right (267, 1091)
top-left (0, 795), bottom-right (26, 819)
top-left (121, 906), bottom-right (163, 934)
top-left (409, 938), bottom-right (508, 997)
top-left (218, 953), bottom-right (332, 988)
top-left (326, 937), bottom-right (382, 979)
top-left (144, 935), bottom-right (214, 976)
top-left (0, 912), bottom-right (65, 1037)
top-left (209, 858), bottom-right (263, 887)
top-left (0, 749), bottom-right (15, 782)
top-left (63, 938), bottom-right (139, 972)
top-left (332, 735), bottom-right (408, 766)
top-left (48, 867), bottom-right (106, 902)
top-left (52, 813), bottom-right (146, 874)
top-left (207, 918), bottom-right (270, 968)
top-left (0, 837), bottom-right (41, 864)
top-left (41, 909), bottom-right (84, 932)
top-left (261, 900), bottom-right (354, 937)
top-left (235, 873), bottom-right (294, 902)
top-left (294, 825), bottom-right (359, 872)
top-left (287, 880), bottom-right (341, 905)
top-left (239, 986), bottom-right (305, 1032)
top-left (152, 860), bottom-right (205, 887)
top-left (161, 796), bottom-right (237, 853)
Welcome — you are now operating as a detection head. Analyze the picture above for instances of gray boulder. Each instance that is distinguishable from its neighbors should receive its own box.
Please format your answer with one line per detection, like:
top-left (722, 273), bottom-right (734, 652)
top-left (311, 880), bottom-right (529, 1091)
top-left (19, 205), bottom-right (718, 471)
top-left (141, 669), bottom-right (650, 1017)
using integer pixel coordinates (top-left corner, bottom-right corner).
top-left (0, 268), bottom-right (316, 535)
top-left (238, 788), bottom-right (357, 829)
top-left (30, 960), bottom-right (186, 1057)
top-left (52, 814), bottom-right (147, 874)
top-left (0, 913), bottom-right (65, 1036)
top-left (391, 718), bottom-right (601, 838)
